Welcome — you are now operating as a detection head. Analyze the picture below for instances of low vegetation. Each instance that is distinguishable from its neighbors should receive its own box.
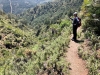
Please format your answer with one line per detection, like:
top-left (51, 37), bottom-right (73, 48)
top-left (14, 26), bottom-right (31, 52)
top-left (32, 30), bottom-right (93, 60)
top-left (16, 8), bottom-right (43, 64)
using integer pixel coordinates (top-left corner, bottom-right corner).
top-left (0, 11), bottom-right (73, 74)
top-left (78, 0), bottom-right (100, 75)
top-left (3, 0), bottom-right (100, 74)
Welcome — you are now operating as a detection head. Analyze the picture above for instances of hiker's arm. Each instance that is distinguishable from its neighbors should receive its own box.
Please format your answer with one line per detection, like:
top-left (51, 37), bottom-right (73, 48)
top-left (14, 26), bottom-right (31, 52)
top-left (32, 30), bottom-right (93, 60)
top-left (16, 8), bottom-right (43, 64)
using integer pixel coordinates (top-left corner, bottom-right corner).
top-left (69, 17), bottom-right (73, 21)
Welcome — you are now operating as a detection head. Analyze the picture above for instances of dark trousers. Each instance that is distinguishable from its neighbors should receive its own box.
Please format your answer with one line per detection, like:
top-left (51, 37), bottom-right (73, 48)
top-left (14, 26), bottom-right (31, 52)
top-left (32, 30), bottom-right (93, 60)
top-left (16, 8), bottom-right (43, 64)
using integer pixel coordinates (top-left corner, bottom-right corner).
top-left (73, 25), bottom-right (78, 40)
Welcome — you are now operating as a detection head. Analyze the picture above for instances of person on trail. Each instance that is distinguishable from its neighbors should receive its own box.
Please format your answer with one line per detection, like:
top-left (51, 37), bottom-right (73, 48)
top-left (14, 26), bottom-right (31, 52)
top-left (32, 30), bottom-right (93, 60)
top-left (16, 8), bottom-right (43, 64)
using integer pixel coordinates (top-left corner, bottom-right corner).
top-left (69, 12), bottom-right (80, 41)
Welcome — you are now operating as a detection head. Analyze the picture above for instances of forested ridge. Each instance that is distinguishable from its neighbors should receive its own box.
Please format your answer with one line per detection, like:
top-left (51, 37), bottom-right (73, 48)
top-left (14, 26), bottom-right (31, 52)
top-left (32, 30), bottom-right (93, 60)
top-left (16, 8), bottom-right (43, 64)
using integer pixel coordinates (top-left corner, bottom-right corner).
top-left (18, 0), bottom-right (83, 26)
top-left (0, 0), bottom-right (100, 75)
top-left (0, 0), bottom-right (51, 14)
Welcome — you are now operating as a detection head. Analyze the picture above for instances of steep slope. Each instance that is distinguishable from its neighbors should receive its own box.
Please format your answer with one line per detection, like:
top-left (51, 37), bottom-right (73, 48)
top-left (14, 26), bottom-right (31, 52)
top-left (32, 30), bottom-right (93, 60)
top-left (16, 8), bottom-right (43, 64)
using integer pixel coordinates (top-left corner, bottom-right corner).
top-left (0, 0), bottom-right (88, 75)
top-left (0, 0), bottom-right (52, 14)
top-left (78, 0), bottom-right (100, 75)
top-left (0, 11), bottom-right (34, 50)
top-left (19, 0), bottom-right (83, 26)
top-left (0, 12), bottom-right (36, 74)
top-left (0, 10), bottom-right (72, 75)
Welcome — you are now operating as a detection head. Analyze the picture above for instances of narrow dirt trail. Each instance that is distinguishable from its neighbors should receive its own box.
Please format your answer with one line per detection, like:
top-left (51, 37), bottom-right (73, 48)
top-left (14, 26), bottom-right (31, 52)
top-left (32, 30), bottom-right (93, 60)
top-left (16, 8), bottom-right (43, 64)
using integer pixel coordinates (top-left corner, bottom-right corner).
top-left (67, 30), bottom-right (88, 75)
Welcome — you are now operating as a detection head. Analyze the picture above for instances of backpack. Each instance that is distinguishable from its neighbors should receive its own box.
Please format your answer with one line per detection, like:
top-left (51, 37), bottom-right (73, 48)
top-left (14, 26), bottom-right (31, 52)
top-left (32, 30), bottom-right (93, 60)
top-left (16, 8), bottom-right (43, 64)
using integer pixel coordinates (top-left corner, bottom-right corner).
top-left (77, 17), bottom-right (81, 27)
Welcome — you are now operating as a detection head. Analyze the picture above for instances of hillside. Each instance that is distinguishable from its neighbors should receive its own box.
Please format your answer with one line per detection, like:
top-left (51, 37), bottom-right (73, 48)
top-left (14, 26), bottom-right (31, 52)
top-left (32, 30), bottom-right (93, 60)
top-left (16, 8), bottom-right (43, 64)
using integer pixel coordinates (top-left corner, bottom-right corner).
top-left (0, 10), bottom-right (34, 53)
top-left (78, 0), bottom-right (100, 75)
top-left (0, 9), bottom-right (72, 74)
top-left (0, 0), bottom-right (85, 75)
top-left (1, 0), bottom-right (100, 75)
top-left (18, 0), bottom-right (83, 26)
top-left (0, 0), bottom-right (52, 14)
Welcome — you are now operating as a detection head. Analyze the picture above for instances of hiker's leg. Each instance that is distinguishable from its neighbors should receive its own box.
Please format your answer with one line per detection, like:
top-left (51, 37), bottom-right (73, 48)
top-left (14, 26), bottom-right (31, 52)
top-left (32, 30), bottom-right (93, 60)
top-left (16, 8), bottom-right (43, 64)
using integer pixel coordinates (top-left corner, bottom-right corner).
top-left (72, 26), bottom-right (74, 39)
top-left (73, 25), bottom-right (75, 40)
top-left (75, 26), bottom-right (78, 40)
top-left (73, 25), bottom-right (77, 40)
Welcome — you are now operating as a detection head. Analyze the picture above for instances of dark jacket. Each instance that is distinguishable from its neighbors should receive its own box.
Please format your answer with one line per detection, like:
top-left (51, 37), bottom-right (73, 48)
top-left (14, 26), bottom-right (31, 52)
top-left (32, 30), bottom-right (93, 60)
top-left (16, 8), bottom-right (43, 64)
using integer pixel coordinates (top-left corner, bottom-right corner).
top-left (70, 17), bottom-right (79, 26)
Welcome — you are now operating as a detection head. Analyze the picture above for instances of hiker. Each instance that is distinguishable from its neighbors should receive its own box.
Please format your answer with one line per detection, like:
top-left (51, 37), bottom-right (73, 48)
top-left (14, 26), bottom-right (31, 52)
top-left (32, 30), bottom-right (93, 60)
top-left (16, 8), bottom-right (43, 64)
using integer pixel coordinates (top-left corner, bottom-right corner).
top-left (69, 12), bottom-right (81, 41)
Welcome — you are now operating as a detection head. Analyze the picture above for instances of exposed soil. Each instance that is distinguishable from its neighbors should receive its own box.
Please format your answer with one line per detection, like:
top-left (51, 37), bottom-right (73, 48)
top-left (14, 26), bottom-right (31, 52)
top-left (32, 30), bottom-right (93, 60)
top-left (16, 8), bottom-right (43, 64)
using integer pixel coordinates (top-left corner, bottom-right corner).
top-left (67, 28), bottom-right (88, 75)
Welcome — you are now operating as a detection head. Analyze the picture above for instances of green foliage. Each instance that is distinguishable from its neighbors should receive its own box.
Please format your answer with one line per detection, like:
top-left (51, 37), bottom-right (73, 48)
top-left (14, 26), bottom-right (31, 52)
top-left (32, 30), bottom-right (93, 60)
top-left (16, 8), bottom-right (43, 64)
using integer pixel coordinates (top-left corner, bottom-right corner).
top-left (1, 25), bottom-right (71, 75)
top-left (0, 0), bottom-right (84, 74)
top-left (78, 46), bottom-right (100, 75)
top-left (0, 10), bottom-right (72, 74)
top-left (79, 0), bottom-right (100, 74)
top-left (19, 0), bottom-right (83, 26)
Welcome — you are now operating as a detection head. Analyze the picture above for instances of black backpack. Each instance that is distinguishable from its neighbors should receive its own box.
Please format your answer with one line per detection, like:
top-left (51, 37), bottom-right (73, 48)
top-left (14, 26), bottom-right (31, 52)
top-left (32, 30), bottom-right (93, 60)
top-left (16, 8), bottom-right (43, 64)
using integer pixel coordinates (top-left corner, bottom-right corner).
top-left (77, 17), bottom-right (81, 27)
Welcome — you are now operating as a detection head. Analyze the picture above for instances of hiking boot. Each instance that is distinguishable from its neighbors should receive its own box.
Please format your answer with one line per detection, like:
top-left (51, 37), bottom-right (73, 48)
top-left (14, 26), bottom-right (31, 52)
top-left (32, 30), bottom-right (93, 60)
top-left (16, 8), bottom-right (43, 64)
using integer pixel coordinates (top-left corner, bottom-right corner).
top-left (71, 38), bottom-right (77, 41)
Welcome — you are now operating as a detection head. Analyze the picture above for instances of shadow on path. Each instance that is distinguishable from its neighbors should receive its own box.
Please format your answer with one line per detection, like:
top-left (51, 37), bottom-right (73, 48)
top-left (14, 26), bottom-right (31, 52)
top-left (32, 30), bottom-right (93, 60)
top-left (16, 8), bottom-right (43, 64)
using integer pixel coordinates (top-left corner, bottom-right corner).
top-left (74, 39), bottom-right (84, 43)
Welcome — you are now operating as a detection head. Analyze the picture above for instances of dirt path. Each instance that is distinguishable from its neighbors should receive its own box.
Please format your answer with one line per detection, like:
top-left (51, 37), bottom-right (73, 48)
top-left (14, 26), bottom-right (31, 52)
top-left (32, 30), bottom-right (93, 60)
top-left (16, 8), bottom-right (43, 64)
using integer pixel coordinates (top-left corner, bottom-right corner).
top-left (67, 35), bottom-right (88, 75)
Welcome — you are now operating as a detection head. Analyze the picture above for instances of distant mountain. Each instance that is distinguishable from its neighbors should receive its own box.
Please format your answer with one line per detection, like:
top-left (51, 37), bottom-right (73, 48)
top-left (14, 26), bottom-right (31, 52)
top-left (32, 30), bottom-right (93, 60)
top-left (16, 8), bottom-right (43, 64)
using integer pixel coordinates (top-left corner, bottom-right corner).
top-left (0, 0), bottom-right (52, 14)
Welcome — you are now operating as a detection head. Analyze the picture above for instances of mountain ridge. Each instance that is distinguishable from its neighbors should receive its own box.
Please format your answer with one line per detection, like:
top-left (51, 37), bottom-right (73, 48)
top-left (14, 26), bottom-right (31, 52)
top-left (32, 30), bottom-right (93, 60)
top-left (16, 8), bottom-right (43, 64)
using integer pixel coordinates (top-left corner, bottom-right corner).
top-left (0, 0), bottom-right (52, 14)
top-left (19, 0), bottom-right (83, 26)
